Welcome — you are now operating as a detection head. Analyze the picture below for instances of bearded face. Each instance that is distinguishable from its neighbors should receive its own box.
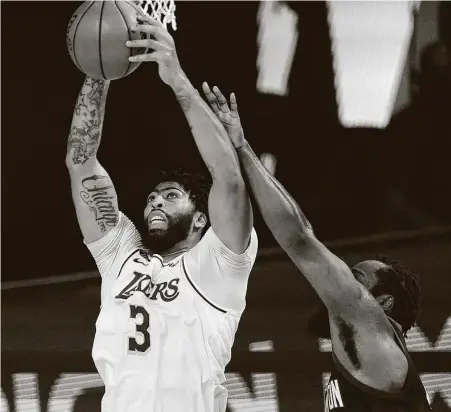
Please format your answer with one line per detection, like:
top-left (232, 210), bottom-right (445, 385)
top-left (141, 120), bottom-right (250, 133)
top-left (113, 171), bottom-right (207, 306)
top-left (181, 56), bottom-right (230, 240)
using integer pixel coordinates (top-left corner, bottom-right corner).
top-left (146, 207), bottom-right (195, 253)
top-left (144, 182), bottom-right (198, 254)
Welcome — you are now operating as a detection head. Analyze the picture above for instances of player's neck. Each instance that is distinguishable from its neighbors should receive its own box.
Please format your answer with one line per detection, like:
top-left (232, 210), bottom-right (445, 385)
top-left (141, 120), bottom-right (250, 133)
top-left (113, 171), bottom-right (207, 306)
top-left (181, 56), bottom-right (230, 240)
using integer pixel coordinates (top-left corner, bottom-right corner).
top-left (160, 248), bottom-right (189, 262)
top-left (159, 236), bottom-right (199, 263)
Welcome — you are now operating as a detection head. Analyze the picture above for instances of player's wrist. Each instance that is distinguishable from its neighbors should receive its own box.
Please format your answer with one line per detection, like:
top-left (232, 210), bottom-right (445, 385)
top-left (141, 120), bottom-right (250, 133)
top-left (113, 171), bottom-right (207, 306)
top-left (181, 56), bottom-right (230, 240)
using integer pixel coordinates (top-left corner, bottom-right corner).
top-left (235, 138), bottom-right (248, 152)
top-left (170, 71), bottom-right (192, 95)
top-left (85, 75), bottom-right (110, 84)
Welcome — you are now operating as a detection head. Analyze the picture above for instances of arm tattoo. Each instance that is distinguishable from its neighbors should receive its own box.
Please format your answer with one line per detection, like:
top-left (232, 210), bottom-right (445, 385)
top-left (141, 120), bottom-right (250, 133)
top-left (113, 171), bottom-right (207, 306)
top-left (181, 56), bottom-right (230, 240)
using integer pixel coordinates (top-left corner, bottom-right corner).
top-left (175, 87), bottom-right (201, 113)
top-left (80, 174), bottom-right (118, 233)
top-left (176, 95), bottom-right (192, 112)
top-left (67, 77), bottom-right (109, 165)
top-left (336, 316), bottom-right (361, 370)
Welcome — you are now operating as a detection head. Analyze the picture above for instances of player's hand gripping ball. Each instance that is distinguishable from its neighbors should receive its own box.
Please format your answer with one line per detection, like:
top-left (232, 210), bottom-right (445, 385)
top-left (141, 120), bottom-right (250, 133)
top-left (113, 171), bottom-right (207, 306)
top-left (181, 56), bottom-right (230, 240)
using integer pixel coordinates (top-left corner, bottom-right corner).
top-left (66, 0), bottom-right (151, 80)
top-left (126, 16), bottom-right (184, 89)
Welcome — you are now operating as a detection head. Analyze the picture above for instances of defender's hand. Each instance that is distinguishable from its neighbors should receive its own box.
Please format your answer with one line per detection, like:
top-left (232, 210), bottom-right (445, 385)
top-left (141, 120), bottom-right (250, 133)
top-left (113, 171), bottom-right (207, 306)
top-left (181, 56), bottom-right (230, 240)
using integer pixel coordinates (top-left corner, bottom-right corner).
top-left (202, 83), bottom-right (245, 149)
top-left (126, 16), bottom-right (184, 89)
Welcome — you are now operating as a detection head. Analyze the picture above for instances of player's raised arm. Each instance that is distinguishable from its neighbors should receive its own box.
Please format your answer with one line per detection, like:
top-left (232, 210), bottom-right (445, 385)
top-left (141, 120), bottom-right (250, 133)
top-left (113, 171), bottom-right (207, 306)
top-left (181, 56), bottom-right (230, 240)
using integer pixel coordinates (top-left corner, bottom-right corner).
top-left (126, 17), bottom-right (253, 254)
top-left (237, 140), bottom-right (390, 319)
top-left (203, 86), bottom-right (391, 322)
top-left (66, 77), bottom-right (119, 244)
top-left (173, 78), bottom-right (253, 255)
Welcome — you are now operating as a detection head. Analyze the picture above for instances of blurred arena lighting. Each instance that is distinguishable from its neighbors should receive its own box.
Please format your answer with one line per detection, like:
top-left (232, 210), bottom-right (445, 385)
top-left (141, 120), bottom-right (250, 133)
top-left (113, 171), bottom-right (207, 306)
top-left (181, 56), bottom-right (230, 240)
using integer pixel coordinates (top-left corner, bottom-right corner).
top-left (260, 153), bottom-right (277, 176)
top-left (3, 323), bottom-right (450, 412)
top-left (257, 1), bottom-right (298, 96)
top-left (327, 1), bottom-right (415, 129)
top-left (227, 341), bottom-right (279, 412)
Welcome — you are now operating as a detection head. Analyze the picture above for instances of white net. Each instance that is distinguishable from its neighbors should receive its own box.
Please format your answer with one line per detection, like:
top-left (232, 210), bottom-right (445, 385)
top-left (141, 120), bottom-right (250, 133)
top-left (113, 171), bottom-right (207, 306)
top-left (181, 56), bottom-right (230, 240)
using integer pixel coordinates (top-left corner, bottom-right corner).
top-left (137, 0), bottom-right (177, 31)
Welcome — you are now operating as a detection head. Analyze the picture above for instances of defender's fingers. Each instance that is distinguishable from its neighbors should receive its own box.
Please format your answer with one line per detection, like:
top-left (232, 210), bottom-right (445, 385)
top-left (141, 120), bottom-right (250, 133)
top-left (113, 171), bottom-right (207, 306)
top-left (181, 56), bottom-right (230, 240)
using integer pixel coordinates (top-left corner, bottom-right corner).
top-left (212, 86), bottom-right (229, 113)
top-left (230, 93), bottom-right (239, 113)
top-left (202, 82), bottom-right (220, 113)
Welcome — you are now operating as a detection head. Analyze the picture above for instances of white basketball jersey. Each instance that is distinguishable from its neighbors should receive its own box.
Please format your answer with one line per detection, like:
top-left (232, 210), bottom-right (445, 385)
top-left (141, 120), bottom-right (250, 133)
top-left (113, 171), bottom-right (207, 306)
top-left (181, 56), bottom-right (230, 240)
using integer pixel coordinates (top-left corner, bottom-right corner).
top-left (86, 212), bottom-right (258, 412)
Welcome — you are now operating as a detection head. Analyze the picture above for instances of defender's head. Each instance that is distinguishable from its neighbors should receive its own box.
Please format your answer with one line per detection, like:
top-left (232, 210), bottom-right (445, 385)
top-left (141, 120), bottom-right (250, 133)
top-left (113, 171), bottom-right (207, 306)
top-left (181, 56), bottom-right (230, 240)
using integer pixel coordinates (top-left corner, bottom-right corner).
top-left (144, 169), bottom-right (212, 254)
top-left (351, 257), bottom-right (421, 335)
top-left (308, 256), bottom-right (421, 338)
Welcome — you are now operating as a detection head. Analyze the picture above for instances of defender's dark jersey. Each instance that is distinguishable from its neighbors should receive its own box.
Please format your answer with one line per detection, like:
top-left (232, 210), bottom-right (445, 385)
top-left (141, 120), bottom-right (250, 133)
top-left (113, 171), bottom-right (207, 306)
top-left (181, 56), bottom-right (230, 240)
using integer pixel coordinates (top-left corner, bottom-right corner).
top-left (324, 319), bottom-right (431, 412)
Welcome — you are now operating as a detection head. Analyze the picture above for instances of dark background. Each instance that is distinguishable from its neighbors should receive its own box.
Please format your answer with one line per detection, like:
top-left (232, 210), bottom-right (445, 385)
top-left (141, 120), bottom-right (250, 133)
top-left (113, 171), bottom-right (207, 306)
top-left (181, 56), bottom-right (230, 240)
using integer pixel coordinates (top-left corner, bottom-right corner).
top-left (2, 1), bottom-right (450, 281)
top-left (1, 1), bottom-right (451, 411)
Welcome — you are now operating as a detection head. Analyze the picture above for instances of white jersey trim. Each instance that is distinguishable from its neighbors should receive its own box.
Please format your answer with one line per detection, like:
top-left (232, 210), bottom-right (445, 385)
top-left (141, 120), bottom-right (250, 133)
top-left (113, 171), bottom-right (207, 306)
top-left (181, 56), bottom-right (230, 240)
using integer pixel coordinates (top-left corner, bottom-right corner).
top-left (181, 256), bottom-right (228, 314)
top-left (116, 249), bottom-right (140, 279)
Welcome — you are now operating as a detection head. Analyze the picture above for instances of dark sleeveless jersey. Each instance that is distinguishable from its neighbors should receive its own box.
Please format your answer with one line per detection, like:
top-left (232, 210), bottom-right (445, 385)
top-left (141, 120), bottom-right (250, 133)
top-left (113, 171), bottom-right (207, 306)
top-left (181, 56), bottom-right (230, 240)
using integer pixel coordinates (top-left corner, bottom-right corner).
top-left (324, 318), bottom-right (431, 412)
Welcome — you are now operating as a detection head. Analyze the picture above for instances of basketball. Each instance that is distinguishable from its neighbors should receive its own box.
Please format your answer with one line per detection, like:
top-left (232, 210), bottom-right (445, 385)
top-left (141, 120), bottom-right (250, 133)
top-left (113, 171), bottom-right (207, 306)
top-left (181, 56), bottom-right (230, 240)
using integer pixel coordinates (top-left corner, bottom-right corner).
top-left (66, 1), bottom-right (150, 80)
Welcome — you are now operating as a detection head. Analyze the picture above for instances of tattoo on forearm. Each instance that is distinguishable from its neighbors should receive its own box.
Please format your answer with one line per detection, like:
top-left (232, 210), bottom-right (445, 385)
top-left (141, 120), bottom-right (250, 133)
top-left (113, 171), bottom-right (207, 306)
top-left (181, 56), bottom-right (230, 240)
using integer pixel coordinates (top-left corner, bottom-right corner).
top-left (175, 86), bottom-right (202, 113)
top-left (80, 174), bottom-right (118, 233)
top-left (176, 94), bottom-right (192, 112)
top-left (68, 77), bottom-right (109, 165)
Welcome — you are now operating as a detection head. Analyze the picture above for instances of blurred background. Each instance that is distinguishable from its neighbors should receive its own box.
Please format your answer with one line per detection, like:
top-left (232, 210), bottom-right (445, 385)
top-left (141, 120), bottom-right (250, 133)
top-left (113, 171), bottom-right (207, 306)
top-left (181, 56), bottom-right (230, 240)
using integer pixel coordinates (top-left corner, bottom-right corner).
top-left (1, 1), bottom-right (450, 411)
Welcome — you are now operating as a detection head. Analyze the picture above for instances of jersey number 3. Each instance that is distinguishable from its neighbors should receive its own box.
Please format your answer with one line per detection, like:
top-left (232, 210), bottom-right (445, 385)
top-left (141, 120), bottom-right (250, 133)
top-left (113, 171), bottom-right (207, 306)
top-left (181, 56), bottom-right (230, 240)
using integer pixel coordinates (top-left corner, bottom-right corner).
top-left (129, 305), bottom-right (151, 353)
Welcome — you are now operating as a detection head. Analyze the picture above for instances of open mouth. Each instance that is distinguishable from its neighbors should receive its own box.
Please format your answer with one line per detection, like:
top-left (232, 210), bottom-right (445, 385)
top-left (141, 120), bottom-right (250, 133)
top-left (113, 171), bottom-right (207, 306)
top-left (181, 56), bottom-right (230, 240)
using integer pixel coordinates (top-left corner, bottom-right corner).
top-left (148, 211), bottom-right (167, 226)
top-left (149, 217), bottom-right (165, 224)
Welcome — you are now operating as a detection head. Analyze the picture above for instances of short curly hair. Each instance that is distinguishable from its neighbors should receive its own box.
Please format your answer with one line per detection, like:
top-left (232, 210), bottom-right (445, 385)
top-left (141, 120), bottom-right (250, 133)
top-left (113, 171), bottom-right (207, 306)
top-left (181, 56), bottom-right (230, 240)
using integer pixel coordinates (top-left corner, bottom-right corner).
top-left (156, 168), bottom-right (212, 230)
top-left (373, 255), bottom-right (421, 336)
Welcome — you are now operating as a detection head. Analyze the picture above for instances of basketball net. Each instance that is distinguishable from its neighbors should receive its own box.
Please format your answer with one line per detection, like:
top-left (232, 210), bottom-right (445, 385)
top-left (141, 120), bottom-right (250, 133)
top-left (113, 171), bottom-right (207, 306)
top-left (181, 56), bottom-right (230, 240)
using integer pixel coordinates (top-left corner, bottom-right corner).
top-left (136, 0), bottom-right (177, 30)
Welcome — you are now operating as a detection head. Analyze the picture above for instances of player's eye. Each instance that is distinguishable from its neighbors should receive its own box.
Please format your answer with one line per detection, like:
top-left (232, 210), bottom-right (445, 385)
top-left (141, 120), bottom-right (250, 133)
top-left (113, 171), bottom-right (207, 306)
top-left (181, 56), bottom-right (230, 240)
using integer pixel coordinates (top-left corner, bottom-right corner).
top-left (147, 195), bottom-right (155, 203)
top-left (166, 192), bottom-right (178, 199)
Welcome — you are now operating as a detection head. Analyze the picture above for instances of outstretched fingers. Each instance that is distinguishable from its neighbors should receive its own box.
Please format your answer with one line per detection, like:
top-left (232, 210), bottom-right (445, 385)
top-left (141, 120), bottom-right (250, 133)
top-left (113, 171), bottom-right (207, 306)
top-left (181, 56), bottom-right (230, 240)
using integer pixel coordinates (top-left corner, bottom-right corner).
top-left (202, 82), bottom-right (220, 114)
top-left (229, 93), bottom-right (239, 116)
top-left (212, 86), bottom-right (229, 113)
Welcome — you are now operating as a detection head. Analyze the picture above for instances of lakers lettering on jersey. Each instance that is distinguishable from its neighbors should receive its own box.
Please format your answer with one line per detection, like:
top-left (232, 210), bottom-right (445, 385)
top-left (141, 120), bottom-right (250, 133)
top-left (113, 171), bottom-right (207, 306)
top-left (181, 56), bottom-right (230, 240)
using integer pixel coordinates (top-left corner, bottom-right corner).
top-left (85, 212), bottom-right (258, 412)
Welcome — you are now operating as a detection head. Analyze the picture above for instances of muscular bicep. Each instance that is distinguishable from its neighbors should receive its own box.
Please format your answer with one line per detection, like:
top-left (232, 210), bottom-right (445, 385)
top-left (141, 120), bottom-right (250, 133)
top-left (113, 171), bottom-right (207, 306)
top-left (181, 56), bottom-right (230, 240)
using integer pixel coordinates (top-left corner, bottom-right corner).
top-left (67, 160), bottom-right (119, 244)
top-left (208, 175), bottom-right (253, 255)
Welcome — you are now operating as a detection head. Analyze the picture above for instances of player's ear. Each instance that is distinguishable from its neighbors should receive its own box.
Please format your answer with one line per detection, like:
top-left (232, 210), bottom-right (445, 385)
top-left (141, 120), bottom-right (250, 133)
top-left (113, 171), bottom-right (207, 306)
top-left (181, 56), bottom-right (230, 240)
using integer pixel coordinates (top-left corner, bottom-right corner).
top-left (193, 211), bottom-right (207, 230)
top-left (376, 294), bottom-right (395, 312)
